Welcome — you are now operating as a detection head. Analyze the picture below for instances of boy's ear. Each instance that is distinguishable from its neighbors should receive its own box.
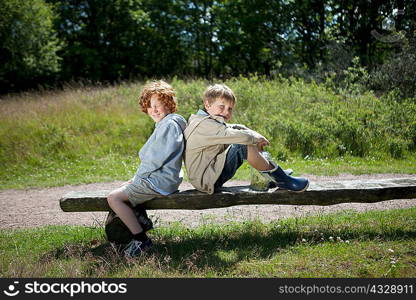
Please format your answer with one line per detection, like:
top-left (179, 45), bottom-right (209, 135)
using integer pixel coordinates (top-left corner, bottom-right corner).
top-left (203, 100), bottom-right (210, 109)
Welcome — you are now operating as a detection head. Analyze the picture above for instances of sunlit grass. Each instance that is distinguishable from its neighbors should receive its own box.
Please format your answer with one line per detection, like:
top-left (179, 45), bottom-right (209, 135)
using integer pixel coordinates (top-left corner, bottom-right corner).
top-left (1, 208), bottom-right (415, 277)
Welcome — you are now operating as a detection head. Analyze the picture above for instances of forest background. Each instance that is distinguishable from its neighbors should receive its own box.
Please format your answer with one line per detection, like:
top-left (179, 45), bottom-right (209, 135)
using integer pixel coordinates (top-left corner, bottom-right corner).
top-left (1, 0), bottom-right (415, 99)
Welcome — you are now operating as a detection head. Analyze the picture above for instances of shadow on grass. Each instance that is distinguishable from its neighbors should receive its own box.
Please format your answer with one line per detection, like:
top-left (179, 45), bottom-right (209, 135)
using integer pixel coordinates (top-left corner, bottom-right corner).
top-left (45, 223), bottom-right (416, 275)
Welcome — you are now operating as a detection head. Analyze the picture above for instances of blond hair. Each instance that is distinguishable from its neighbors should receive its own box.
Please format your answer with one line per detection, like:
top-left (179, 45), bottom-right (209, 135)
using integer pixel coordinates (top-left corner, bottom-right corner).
top-left (139, 80), bottom-right (177, 113)
top-left (203, 84), bottom-right (236, 105)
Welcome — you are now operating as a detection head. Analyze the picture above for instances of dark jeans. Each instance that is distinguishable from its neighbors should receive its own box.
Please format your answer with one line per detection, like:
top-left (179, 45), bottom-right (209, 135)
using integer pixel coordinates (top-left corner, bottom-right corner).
top-left (214, 144), bottom-right (248, 190)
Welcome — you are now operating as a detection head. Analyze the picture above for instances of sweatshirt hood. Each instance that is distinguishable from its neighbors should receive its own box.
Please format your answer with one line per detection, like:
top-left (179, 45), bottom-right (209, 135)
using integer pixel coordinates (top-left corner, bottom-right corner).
top-left (159, 113), bottom-right (187, 131)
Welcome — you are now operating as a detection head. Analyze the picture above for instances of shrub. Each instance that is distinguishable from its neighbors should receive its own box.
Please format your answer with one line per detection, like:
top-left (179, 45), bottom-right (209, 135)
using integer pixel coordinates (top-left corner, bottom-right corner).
top-left (369, 37), bottom-right (416, 100)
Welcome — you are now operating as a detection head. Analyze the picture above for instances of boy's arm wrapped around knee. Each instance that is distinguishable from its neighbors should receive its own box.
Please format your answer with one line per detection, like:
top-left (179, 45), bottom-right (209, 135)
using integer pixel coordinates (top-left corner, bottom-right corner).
top-left (227, 123), bottom-right (267, 145)
top-left (188, 117), bottom-right (261, 146)
top-left (227, 123), bottom-right (264, 138)
top-left (227, 123), bottom-right (249, 130)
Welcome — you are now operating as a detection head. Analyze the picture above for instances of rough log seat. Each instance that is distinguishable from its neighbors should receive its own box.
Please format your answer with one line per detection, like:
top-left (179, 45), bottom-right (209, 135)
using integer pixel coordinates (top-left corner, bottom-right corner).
top-left (60, 178), bottom-right (416, 212)
top-left (60, 178), bottom-right (416, 244)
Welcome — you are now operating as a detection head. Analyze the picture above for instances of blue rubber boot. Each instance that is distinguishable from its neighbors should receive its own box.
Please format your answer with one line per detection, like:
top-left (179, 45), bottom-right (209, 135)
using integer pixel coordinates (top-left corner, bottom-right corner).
top-left (267, 168), bottom-right (293, 189)
top-left (285, 169), bottom-right (293, 176)
top-left (261, 162), bottom-right (309, 192)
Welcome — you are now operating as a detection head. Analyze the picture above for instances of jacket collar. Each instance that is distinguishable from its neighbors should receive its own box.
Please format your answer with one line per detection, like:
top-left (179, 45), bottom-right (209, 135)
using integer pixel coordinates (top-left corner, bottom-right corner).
top-left (196, 109), bottom-right (208, 116)
top-left (196, 109), bottom-right (225, 124)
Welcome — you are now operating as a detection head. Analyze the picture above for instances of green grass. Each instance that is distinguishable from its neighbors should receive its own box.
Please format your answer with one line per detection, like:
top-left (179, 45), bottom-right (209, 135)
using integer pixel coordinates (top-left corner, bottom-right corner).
top-left (1, 153), bottom-right (140, 189)
top-left (1, 208), bottom-right (415, 277)
top-left (1, 77), bottom-right (415, 189)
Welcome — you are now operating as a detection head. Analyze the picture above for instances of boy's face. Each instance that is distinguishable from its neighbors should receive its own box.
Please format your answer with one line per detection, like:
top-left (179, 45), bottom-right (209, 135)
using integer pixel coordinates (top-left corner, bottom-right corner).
top-left (147, 94), bottom-right (171, 123)
top-left (204, 97), bottom-right (234, 122)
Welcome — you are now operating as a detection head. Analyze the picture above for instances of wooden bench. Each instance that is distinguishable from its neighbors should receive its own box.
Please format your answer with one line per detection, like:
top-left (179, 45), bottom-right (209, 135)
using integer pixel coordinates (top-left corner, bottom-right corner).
top-left (60, 178), bottom-right (416, 243)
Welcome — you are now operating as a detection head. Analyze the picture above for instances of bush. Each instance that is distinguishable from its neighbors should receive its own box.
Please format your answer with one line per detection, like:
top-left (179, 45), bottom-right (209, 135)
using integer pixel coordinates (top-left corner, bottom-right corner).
top-left (324, 56), bottom-right (370, 97)
top-left (369, 36), bottom-right (416, 100)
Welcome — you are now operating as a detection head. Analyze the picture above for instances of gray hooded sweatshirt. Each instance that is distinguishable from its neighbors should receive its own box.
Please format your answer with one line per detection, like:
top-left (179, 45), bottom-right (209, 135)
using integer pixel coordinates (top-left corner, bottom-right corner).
top-left (133, 113), bottom-right (187, 195)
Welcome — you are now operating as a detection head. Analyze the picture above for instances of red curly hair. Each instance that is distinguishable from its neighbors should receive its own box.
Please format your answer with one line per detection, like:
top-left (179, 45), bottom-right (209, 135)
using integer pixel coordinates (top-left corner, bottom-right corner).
top-left (139, 80), bottom-right (177, 113)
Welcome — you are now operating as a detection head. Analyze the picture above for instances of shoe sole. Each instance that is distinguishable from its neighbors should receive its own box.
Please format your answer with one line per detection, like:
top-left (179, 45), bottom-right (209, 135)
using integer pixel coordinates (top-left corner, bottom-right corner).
top-left (275, 181), bottom-right (310, 193)
top-left (124, 247), bottom-right (152, 258)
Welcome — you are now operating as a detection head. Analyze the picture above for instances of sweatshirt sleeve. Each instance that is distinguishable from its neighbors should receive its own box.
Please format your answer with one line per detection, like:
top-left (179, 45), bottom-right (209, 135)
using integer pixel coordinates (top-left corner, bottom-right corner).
top-left (139, 121), bottom-right (184, 174)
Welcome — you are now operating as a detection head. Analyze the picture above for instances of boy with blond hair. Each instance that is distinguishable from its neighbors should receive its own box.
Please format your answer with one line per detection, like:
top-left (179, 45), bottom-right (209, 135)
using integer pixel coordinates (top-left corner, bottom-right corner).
top-left (184, 84), bottom-right (308, 194)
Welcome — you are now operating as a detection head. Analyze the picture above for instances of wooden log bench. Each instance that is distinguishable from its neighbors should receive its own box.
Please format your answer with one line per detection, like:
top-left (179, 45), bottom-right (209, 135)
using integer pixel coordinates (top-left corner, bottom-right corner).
top-left (60, 178), bottom-right (416, 244)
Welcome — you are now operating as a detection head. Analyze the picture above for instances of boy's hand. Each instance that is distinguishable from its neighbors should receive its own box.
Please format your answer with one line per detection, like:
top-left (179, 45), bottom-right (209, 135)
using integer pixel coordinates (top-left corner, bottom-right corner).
top-left (256, 137), bottom-right (270, 151)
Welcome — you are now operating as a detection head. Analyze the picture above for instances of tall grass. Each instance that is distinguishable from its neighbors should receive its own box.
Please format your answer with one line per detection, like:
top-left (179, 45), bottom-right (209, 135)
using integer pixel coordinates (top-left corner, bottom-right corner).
top-left (1, 77), bottom-right (415, 189)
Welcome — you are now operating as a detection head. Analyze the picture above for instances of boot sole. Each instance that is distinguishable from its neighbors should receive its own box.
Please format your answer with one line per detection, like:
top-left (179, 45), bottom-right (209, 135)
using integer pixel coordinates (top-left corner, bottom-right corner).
top-left (294, 181), bottom-right (309, 193)
top-left (275, 181), bottom-right (310, 193)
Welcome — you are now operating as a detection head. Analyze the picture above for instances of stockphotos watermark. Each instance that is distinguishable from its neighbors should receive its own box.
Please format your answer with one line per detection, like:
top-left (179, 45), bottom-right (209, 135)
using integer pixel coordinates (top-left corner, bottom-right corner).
top-left (2, 280), bottom-right (127, 297)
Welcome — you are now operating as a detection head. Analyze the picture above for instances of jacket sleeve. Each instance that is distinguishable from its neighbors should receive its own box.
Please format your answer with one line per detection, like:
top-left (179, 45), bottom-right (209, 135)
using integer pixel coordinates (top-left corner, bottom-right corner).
top-left (140, 121), bottom-right (184, 174)
top-left (193, 118), bottom-right (261, 147)
top-left (227, 123), bottom-right (249, 130)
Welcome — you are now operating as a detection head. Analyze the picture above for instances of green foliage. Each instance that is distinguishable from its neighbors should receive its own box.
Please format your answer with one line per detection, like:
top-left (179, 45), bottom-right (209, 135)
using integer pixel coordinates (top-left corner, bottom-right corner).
top-left (325, 57), bottom-right (370, 97)
top-left (227, 76), bottom-right (416, 160)
top-left (0, 0), bottom-right (62, 92)
top-left (369, 37), bottom-right (416, 99)
top-left (1, 78), bottom-right (415, 189)
top-left (1, 208), bottom-right (416, 277)
top-left (3, 0), bottom-right (415, 94)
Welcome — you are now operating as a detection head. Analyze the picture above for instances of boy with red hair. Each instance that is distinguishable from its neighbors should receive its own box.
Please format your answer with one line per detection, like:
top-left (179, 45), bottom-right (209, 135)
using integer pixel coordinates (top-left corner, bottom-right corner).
top-left (107, 80), bottom-right (187, 258)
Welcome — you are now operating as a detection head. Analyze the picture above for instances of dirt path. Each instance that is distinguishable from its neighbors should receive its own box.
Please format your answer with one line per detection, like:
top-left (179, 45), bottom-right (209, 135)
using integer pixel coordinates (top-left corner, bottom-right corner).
top-left (1, 174), bottom-right (416, 230)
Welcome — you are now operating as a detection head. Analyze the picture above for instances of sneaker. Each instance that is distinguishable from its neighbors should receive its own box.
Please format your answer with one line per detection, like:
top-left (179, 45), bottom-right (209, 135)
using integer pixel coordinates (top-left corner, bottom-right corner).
top-left (134, 205), bottom-right (153, 233)
top-left (123, 238), bottom-right (153, 258)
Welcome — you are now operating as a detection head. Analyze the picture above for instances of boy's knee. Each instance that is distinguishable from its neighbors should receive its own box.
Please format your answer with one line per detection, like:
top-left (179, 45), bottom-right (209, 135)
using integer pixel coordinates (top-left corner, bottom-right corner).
top-left (106, 192), bottom-right (115, 205)
top-left (107, 190), bottom-right (124, 205)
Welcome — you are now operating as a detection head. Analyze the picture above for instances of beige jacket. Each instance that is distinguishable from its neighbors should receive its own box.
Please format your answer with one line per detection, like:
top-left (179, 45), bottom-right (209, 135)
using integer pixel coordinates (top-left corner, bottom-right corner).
top-left (184, 110), bottom-right (261, 194)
